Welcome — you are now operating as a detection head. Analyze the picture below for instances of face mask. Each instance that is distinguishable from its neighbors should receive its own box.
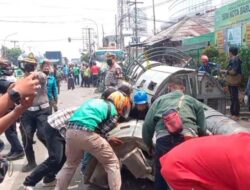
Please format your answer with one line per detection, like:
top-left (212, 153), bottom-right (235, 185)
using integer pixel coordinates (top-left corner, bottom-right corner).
top-left (43, 71), bottom-right (49, 75)
top-left (24, 63), bottom-right (35, 73)
top-left (107, 59), bottom-right (113, 67)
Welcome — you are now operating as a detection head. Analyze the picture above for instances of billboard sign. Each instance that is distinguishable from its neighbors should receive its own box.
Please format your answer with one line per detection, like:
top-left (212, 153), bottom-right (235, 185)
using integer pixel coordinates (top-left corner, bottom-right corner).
top-left (215, 0), bottom-right (250, 30)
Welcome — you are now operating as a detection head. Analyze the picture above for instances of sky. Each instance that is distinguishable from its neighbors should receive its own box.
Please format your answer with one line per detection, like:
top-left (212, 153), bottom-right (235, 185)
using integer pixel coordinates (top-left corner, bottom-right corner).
top-left (0, 0), bottom-right (171, 59)
top-left (0, 0), bottom-right (118, 58)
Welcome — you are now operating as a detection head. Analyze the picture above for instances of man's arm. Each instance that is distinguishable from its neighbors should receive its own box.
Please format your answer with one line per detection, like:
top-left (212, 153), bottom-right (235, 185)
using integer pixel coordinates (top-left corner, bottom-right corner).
top-left (0, 96), bottom-right (34, 134)
top-left (142, 103), bottom-right (157, 148)
top-left (0, 73), bottom-right (39, 117)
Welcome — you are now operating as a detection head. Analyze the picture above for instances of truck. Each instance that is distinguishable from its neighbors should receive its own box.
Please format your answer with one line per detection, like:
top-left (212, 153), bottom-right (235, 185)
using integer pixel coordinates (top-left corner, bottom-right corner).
top-left (44, 51), bottom-right (63, 65)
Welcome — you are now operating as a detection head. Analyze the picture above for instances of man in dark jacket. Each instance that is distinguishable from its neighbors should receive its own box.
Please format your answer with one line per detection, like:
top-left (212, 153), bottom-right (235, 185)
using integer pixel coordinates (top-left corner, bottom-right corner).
top-left (226, 47), bottom-right (242, 121)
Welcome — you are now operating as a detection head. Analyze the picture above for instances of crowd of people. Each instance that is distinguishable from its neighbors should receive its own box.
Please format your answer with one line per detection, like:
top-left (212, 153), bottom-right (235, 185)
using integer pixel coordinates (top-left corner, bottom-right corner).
top-left (0, 46), bottom-right (249, 190)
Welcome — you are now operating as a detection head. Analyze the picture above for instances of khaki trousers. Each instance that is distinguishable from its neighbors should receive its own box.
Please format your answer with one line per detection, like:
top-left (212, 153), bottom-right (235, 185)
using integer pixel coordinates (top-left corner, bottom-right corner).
top-left (55, 129), bottom-right (121, 190)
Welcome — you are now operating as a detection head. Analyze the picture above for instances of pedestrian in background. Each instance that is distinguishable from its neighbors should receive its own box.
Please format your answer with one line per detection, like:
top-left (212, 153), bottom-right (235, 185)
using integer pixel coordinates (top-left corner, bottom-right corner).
top-left (67, 66), bottom-right (75, 90)
top-left (90, 62), bottom-right (100, 87)
top-left (41, 60), bottom-right (58, 112)
top-left (73, 64), bottom-right (80, 86)
top-left (83, 65), bottom-right (91, 88)
top-left (226, 47), bottom-right (242, 121)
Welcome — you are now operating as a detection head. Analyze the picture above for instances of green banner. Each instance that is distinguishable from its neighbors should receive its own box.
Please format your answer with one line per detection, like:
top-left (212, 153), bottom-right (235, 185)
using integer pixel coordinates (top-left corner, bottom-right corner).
top-left (215, 0), bottom-right (250, 30)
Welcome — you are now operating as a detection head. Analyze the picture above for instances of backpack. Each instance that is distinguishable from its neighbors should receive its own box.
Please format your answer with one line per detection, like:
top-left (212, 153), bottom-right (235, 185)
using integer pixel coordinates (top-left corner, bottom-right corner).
top-left (162, 95), bottom-right (185, 134)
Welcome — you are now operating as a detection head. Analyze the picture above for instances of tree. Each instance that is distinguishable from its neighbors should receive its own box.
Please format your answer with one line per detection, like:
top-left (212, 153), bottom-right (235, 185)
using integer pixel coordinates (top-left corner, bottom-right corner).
top-left (3, 47), bottom-right (23, 65)
top-left (81, 53), bottom-right (90, 63)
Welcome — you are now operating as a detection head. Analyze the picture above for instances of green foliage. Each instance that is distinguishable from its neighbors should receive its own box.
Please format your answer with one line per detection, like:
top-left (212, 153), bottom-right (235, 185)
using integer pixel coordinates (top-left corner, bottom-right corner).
top-left (4, 47), bottom-right (23, 65)
top-left (202, 46), bottom-right (219, 62)
top-left (239, 47), bottom-right (250, 84)
top-left (202, 46), bottom-right (228, 69)
top-left (80, 53), bottom-right (89, 63)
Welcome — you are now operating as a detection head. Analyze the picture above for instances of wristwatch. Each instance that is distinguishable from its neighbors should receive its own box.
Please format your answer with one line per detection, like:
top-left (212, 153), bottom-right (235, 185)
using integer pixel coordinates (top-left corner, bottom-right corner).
top-left (7, 88), bottom-right (21, 104)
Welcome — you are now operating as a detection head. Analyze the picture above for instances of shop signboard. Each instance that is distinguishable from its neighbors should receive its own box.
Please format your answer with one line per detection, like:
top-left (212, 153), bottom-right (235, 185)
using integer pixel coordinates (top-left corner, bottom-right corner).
top-left (215, 0), bottom-right (250, 30)
top-left (215, 30), bottom-right (225, 50)
top-left (227, 26), bottom-right (242, 46)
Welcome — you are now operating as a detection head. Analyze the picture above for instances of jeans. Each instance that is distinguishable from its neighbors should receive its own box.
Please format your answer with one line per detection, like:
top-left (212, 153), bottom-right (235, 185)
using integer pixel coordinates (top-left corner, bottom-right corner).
top-left (5, 123), bottom-right (23, 154)
top-left (228, 86), bottom-right (240, 116)
top-left (24, 124), bottom-right (66, 186)
top-left (81, 152), bottom-right (92, 174)
top-left (56, 129), bottom-right (121, 190)
top-left (92, 75), bottom-right (98, 87)
top-left (155, 134), bottom-right (184, 190)
top-left (20, 107), bottom-right (51, 164)
top-left (74, 75), bottom-right (79, 85)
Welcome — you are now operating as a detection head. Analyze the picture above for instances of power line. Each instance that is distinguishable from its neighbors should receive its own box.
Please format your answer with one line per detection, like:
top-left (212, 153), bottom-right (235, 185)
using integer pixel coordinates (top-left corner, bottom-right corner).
top-left (0, 39), bottom-right (66, 43)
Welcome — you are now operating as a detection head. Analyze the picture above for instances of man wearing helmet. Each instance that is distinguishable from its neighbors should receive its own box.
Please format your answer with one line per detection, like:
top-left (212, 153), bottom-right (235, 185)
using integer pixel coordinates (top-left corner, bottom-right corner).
top-left (104, 53), bottom-right (124, 88)
top-left (19, 53), bottom-right (51, 172)
top-left (130, 90), bottom-right (149, 120)
top-left (55, 91), bottom-right (131, 190)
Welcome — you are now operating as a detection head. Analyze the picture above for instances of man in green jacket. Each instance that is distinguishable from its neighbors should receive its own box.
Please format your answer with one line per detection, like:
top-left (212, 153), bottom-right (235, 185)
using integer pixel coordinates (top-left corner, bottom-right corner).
top-left (55, 91), bottom-right (131, 190)
top-left (142, 76), bottom-right (206, 190)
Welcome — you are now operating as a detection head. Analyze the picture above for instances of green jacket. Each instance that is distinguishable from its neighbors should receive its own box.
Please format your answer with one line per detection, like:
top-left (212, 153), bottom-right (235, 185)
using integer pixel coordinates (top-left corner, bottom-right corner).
top-left (142, 91), bottom-right (206, 147)
top-left (69, 99), bottom-right (117, 131)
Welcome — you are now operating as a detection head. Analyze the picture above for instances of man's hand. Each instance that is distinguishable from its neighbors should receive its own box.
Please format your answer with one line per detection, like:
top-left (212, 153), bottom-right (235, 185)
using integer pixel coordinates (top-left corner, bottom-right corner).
top-left (108, 136), bottom-right (124, 146)
top-left (14, 96), bottom-right (35, 114)
top-left (13, 72), bottom-right (40, 97)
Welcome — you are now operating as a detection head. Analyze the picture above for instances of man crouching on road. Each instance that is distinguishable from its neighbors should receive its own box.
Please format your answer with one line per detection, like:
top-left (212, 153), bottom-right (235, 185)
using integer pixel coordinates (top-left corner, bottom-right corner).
top-left (55, 91), bottom-right (131, 190)
top-left (142, 76), bottom-right (206, 190)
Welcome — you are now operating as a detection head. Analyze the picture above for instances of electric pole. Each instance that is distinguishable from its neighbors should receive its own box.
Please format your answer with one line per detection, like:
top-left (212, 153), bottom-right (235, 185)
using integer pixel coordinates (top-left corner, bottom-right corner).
top-left (120, 0), bottom-right (124, 49)
top-left (115, 15), bottom-right (118, 47)
top-left (152, 0), bottom-right (156, 35)
top-left (82, 28), bottom-right (94, 54)
top-left (128, 0), bottom-right (143, 58)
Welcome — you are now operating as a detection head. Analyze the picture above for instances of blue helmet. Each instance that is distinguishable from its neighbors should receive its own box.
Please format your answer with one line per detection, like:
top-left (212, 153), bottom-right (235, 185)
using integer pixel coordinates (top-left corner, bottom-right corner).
top-left (134, 90), bottom-right (148, 104)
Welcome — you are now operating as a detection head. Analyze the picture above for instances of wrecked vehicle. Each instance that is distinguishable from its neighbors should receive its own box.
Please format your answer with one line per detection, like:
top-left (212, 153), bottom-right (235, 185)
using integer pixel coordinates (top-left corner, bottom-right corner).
top-left (85, 48), bottom-right (250, 188)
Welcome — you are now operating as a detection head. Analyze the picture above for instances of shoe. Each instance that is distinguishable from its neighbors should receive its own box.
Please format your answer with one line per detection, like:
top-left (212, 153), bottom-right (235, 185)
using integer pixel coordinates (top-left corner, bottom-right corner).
top-left (43, 178), bottom-right (57, 187)
top-left (2, 152), bottom-right (13, 158)
top-left (7, 151), bottom-right (24, 161)
top-left (21, 162), bottom-right (37, 173)
top-left (23, 186), bottom-right (33, 190)
top-left (0, 139), bottom-right (5, 152)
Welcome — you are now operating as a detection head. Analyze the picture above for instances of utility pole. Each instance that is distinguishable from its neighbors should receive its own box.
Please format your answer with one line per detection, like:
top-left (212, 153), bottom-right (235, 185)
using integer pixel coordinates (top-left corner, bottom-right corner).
top-left (82, 28), bottom-right (94, 54)
top-left (128, 0), bottom-right (143, 58)
top-left (152, 0), bottom-right (156, 35)
top-left (120, 0), bottom-right (124, 49)
top-left (115, 15), bottom-right (118, 47)
top-left (102, 24), bottom-right (105, 47)
top-left (10, 40), bottom-right (18, 48)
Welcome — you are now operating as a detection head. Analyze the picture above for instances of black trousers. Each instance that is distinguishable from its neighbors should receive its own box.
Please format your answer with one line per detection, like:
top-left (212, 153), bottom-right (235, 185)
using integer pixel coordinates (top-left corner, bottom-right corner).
top-left (5, 122), bottom-right (23, 154)
top-left (23, 124), bottom-right (66, 186)
top-left (228, 86), bottom-right (240, 116)
top-left (155, 134), bottom-right (184, 190)
top-left (84, 76), bottom-right (90, 87)
top-left (20, 107), bottom-right (51, 164)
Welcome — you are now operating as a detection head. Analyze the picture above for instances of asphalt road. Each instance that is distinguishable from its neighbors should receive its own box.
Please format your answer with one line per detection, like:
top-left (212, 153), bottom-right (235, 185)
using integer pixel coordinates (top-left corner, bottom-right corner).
top-left (0, 83), bottom-right (154, 190)
top-left (1, 82), bottom-right (249, 190)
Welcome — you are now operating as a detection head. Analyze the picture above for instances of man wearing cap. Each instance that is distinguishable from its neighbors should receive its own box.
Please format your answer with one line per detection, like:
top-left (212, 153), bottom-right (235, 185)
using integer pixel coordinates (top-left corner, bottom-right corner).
top-left (104, 53), bottom-right (123, 89)
top-left (19, 53), bottom-right (51, 172)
